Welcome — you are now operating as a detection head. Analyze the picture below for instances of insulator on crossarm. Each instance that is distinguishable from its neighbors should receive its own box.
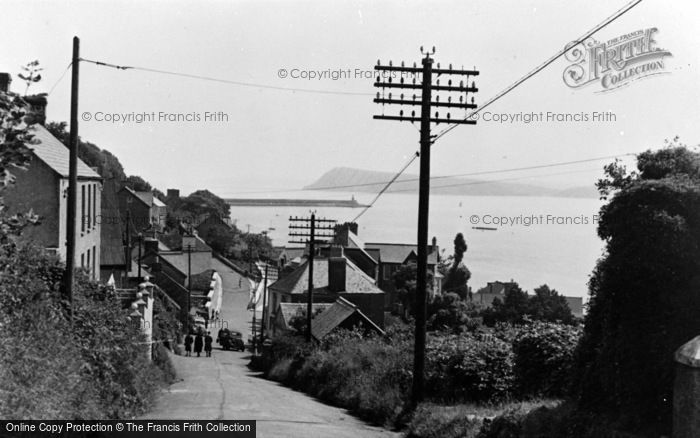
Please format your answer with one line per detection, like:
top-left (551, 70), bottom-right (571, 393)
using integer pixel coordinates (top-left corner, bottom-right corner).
top-left (460, 80), bottom-right (464, 89)
top-left (413, 62), bottom-right (417, 68)
top-left (412, 110), bottom-right (415, 117)
top-left (400, 93), bottom-right (404, 99)
top-left (436, 79), bottom-right (440, 86)
top-left (471, 96), bottom-right (475, 104)
top-left (449, 63), bottom-right (452, 70)
top-left (376, 92), bottom-right (380, 99)
top-left (436, 95), bottom-right (440, 102)
top-left (388, 92), bottom-right (392, 99)
top-left (377, 59), bottom-right (380, 66)
top-left (400, 110), bottom-right (404, 117)
top-left (459, 95), bottom-right (463, 103)
top-left (448, 79), bottom-right (452, 86)
top-left (376, 75), bottom-right (380, 83)
top-left (389, 60), bottom-right (393, 67)
top-left (435, 111), bottom-right (439, 118)
top-left (388, 77), bottom-right (392, 83)
top-left (471, 81), bottom-right (475, 88)
top-left (437, 62), bottom-right (440, 69)
top-left (401, 77), bottom-right (404, 84)
top-left (401, 61), bottom-right (405, 67)
top-left (448, 96), bottom-right (452, 103)
top-left (412, 94), bottom-right (417, 101)
top-left (447, 113), bottom-right (451, 120)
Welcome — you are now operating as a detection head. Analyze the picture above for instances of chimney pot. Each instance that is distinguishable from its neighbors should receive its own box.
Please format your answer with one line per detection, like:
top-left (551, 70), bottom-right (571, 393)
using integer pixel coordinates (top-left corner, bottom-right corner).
top-left (0, 73), bottom-right (11, 93)
top-left (328, 256), bottom-right (346, 293)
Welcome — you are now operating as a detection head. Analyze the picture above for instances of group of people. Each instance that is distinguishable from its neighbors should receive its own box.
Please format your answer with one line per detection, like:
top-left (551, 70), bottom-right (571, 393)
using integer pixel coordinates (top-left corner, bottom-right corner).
top-left (184, 331), bottom-right (213, 357)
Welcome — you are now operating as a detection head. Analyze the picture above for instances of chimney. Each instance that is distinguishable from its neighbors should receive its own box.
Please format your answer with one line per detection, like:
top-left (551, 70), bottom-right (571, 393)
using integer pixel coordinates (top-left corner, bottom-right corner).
top-left (182, 234), bottom-right (197, 251)
top-left (144, 237), bottom-right (159, 255)
top-left (328, 256), bottom-right (346, 293)
top-left (166, 189), bottom-right (180, 200)
top-left (24, 94), bottom-right (48, 126)
top-left (0, 73), bottom-right (11, 93)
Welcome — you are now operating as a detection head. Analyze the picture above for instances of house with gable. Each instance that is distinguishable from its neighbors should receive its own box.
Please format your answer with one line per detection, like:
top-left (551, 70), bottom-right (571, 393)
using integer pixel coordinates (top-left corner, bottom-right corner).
top-left (1, 75), bottom-right (102, 280)
top-left (267, 246), bottom-right (385, 332)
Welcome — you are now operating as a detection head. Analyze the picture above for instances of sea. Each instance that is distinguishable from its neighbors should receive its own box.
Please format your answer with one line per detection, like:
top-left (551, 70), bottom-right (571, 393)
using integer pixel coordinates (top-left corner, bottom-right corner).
top-left (229, 190), bottom-right (605, 300)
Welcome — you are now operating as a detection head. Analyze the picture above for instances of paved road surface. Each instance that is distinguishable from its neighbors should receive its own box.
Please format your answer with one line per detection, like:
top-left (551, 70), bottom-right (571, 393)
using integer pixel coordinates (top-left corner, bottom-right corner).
top-left (143, 258), bottom-right (400, 438)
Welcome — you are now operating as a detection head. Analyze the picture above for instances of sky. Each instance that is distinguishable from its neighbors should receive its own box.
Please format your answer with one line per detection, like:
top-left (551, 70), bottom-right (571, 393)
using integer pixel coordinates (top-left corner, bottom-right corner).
top-left (2, 0), bottom-right (699, 196)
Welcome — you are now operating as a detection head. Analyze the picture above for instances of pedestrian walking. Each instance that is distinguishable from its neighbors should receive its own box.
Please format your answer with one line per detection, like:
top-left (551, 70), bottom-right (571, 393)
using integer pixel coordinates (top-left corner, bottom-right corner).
top-left (184, 332), bottom-right (193, 357)
top-left (194, 332), bottom-right (203, 357)
top-left (204, 331), bottom-right (213, 357)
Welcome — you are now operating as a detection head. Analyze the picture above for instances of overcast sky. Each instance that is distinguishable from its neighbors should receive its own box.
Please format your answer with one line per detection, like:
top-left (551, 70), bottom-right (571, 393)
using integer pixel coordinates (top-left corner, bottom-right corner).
top-left (2, 0), bottom-right (698, 196)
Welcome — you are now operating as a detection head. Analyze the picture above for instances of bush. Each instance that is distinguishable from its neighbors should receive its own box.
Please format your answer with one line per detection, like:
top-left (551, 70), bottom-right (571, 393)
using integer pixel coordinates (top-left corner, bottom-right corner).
top-left (512, 322), bottom-right (581, 397)
top-left (407, 403), bottom-right (483, 438)
top-left (426, 333), bottom-right (515, 402)
top-left (0, 243), bottom-right (170, 419)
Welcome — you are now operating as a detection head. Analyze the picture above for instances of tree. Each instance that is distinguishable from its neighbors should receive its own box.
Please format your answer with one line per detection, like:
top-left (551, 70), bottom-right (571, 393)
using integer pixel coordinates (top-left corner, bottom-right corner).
top-left (393, 261), bottom-right (434, 320)
top-left (18, 60), bottom-right (42, 96)
top-left (0, 89), bottom-right (40, 242)
top-left (481, 283), bottom-right (529, 326)
top-left (125, 175), bottom-right (152, 192)
top-left (528, 285), bottom-right (574, 325)
top-left (574, 140), bottom-right (700, 433)
top-left (427, 292), bottom-right (480, 333)
top-left (442, 233), bottom-right (472, 300)
top-left (45, 121), bottom-right (127, 180)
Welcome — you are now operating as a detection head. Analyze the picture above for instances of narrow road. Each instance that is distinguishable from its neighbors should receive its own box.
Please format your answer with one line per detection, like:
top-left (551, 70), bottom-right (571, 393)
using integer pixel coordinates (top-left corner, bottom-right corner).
top-left (143, 258), bottom-right (400, 438)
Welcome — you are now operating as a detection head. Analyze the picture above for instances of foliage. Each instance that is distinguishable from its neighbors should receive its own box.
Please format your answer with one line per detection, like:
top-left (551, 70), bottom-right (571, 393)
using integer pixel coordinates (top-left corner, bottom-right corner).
top-left (442, 233), bottom-right (472, 299)
top-left (18, 60), bottom-right (42, 95)
top-left (45, 121), bottom-right (126, 180)
top-left (481, 283), bottom-right (574, 326)
top-left (288, 306), bottom-right (326, 334)
top-left (393, 261), bottom-right (434, 318)
top-left (125, 175), bottom-right (152, 192)
top-left (512, 321), bottom-right (581, 397)
top-left (0, 90), bottom-right (41, 242)
top-left (0, 242), bottom-right (170, 419)
top-left (574, 142), bottom-right (700, 433)
top-left (428, 292), bottom-right (481, 333)
top-left (481, 283), bottom-right (529, 326)
top-left (426, 333), bottom-right (515, 402)
top-left (406, 403), bottom-right (483, 438)
top-left (196, 221), bottom-right (238, 255)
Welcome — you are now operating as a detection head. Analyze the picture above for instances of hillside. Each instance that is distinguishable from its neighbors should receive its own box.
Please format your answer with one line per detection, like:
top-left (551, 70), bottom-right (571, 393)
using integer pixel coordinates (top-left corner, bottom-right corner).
top-left (304, 167), bottom-right (599, 198)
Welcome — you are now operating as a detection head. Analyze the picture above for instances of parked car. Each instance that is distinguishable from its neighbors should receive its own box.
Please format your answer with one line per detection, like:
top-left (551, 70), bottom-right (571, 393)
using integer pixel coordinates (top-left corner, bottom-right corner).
top-left (217, 328), bottom-right (245, 351)
top-left (192, 316), bottom-right (206, 334)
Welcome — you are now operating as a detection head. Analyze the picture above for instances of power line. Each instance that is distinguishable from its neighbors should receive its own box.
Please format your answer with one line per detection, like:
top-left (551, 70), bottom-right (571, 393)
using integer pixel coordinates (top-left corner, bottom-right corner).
top-left (80, 58), bottom-right (373, 96)
top-left (351, 151), bottom-right (419, 222)
top-left (218, 152), bottom-right (635, 195)
top-left (432, 0), bottom-right (643, 142)
top-left (47, 61), bottom-right (73, 95)
top-left (389, 166), bottom-right (604, 193)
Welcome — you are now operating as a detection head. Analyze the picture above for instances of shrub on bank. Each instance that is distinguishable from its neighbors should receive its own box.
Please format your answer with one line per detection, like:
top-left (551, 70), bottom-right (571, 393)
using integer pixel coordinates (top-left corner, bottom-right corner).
top-left (426, 333), bottom-right (515, 402)
top-left (512, 321), bottom-right (581, 397)
top-left (0, 243), bottom-right (171, 419)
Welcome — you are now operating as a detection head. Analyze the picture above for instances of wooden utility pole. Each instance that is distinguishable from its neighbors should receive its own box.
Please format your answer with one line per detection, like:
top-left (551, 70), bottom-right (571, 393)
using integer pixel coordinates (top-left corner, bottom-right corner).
top-left (186, 244), bottom-right (192, 330)
top-left (289, 214), bottom-right (336, 342)
top-left (261, 262), bottom-right (269, 338)
top-left (373, 47), bottom-right (479, 406)
top-left (62, 36), bottom-right (80, 324)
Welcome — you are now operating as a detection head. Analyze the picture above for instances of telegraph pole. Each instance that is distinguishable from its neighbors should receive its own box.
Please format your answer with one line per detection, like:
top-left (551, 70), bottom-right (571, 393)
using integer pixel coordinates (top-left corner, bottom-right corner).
top-left (186, 244), bottom-right (192, 331)
top-left (63, 36), bottom-right (80, 323)
top-left (373, 47), bottom-right (479, 406)
top-left (289, 214), bottom-right (336, 342)
top-left (261, 263), bottom-right (269, 338)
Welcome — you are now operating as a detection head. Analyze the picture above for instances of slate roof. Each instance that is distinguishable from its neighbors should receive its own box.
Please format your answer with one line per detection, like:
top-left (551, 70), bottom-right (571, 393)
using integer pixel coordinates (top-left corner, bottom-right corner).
top-left (268, 257), bottom-right (384, 295)
top-left (276, 302), bottom-right (333, 331)
top-left (311, 297), bottom-right (384, 341)
top-left (30, 124), bottom-right (101, 179)
top-left (121, 186), bottom-right (151, 207)
top-left (364, 242), bottom-right (439, 265)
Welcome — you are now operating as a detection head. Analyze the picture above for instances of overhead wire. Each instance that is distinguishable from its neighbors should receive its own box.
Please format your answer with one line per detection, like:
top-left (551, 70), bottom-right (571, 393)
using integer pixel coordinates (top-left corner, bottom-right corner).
top-left (47, 61), bottom-right (73, 95)
top-left (432, 0), bottom-right (644, 142)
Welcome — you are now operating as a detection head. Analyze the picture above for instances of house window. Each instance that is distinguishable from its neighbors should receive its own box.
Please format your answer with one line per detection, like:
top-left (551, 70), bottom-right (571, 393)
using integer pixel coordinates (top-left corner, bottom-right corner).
top-left (81, 253), bottom-right (85, 268)
top-left (92, 245), bottom-right (96, 278)
top-left (81, 185), bottom-right (85, 234)
top-left (87, 249), bottom-right (90, 269)
top-left (383, 264), bottom-right (393, 280)
top-left (87, 185), bottom-right (92, 231)
top-left (92, 184), bottom-right (97, 229)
